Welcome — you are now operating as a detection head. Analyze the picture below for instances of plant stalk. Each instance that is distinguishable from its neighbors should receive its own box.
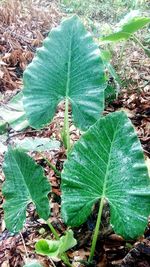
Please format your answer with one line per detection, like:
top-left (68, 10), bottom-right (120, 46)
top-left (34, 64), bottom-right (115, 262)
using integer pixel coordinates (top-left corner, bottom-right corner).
top-left (88, 197), bottom-right (104, 263)
top-left (118, 41), bottom-right (126, 67)
top-left (47, 220), bottom-right (73, 267)
top-left (132, 34), bottom-right (146, 50)
top-left (39, 152), bottom-right (61, 177)
top-left (47, 219), bottom-right (60, 240)
top-left (62, 97), bottom-right (71, 153)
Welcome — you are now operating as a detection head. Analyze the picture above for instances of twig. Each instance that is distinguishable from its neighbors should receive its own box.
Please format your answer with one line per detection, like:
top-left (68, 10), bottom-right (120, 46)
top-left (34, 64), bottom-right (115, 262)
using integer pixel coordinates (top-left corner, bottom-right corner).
top-left (20, 232), bottom-right (29, 259)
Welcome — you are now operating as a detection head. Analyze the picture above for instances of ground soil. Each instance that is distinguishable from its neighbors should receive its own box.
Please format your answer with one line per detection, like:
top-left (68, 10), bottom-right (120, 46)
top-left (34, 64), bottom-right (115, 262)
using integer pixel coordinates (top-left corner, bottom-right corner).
top-left (0, 1), bottom-right (150, 267)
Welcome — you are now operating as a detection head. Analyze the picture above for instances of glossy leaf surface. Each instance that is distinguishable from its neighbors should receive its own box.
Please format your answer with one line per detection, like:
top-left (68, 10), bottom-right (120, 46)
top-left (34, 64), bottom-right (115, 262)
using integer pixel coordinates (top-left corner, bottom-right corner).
top-left (2, 148), bottom-right (50, 232)
top-left (61, 111), bottom-right (150, 239)
top-left (23, 15), bottom-right (105, 131)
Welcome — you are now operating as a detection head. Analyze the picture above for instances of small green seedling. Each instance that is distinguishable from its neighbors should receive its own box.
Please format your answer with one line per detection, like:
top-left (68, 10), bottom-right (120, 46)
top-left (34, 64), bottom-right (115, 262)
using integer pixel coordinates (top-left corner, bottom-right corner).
top-left (35, 229), bottom-right (77, 262)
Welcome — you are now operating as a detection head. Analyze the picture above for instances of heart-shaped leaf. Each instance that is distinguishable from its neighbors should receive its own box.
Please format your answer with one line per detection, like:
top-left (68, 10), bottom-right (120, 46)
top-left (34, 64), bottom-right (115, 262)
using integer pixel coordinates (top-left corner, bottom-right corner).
top-left (2, 148), bottom-right (50, 232)
top-left (23, 15), bottom-right (105, 131)
top-left (61, 111), bottom-right (150, 239)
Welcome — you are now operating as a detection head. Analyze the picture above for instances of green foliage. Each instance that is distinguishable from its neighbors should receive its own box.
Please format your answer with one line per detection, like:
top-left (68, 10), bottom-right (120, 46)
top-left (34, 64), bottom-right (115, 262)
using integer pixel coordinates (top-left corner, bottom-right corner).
top-left (35, 229), bottom-right (77, 257)
top-left (61, 111), bottom-right (150, 239)
top-left (23, 15), bottom-right (106, 131)
top-left (0, 119), bottom-right (8, 134)
top-left (14, 137), bottom-right (60, 152)
top-left (2, 148), bottom-right (50, 232)
top-left (101, 11), bottom-right (150, 42)
top-left (100, 49), bottom-right (121, 84)
top-left (0, 92), bottom-right (29, 131)
top-left (105, 84), bottom-right (117, 103)
top-left (1, 10), bottom-right (150, 263)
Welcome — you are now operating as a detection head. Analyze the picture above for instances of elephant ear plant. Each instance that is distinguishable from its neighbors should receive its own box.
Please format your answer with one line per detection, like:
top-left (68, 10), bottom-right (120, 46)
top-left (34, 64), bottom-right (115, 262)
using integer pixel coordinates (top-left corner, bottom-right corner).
top-left (2, 148), bottom-right (77, 267)
top-left (23, 15), bottom-right (106, 152)
top-left (61, 111), bottom-right (150, 262)
top-left (1, 15), bottom-right (150, 267)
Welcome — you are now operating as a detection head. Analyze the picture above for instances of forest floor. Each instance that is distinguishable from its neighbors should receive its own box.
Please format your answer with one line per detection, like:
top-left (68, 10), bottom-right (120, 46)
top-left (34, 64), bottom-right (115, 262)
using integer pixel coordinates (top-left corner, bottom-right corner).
top-left (0, 0), bottom-right (150, 266)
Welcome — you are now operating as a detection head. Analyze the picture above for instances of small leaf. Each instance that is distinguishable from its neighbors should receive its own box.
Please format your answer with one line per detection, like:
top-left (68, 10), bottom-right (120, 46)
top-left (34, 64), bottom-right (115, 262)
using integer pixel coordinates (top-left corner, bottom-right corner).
top-left (35, 230), bottom-right (77, 257)
top-left (2, 148), bottom-right (50, 232)
top-left (61, 111), bottom-right (150, 239)
top-left (14, 137), bottom-right (60, 152)
top-left (0, 92), bottom-right (29, 131)
top-left (23, 15), bottom-right (106, 131)
top-left (35, 239), bottom-right (60, 257)
top-left (59, 229), bottom-right (77, 254)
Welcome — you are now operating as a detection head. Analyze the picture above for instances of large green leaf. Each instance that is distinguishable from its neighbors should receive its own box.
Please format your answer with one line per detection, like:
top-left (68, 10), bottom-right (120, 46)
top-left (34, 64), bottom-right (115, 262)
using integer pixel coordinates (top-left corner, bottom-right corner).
top-left (2, 148), bottom-right (50, 232)
top-left (23, 15), bottom-right (105, 131)
top-left (61, 111), bottom-right (150, 239)
top-left (0, 92), bottom-right (29, 131)
top-left (101, 16), bottom-right (150, 42)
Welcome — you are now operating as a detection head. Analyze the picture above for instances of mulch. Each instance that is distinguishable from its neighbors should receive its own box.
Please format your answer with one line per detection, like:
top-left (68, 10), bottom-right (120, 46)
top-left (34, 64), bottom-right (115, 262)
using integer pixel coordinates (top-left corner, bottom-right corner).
top-left (0, 1), bottom-right (150, 266)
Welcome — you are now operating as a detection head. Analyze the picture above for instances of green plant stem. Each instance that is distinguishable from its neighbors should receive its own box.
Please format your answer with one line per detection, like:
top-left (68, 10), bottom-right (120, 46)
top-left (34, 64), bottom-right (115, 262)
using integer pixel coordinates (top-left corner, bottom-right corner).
top-left (47, 220), bottom-right (73, 267)
top-left (132, 34), bottom-right (146, 50)
top-left (62, 97), bottom-right (71, 153)
top-left (38, 152), bottom-right (61, 177)
top-left (47, 220), bottom-right (60, 240)
top-left (118, 42), bottom-right (126, 67)
top-left (88, 197), bottom-right (104, 263)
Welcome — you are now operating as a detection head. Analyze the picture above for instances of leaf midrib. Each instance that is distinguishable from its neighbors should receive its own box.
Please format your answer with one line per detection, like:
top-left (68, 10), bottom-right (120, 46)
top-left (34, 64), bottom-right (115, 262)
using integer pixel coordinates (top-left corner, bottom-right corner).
top-left (101, 119), bottom-right (120, 199)
top-left (10, 151), bottom-right (33, 203)
top-left (65, 28), bottom-right (73, 99)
